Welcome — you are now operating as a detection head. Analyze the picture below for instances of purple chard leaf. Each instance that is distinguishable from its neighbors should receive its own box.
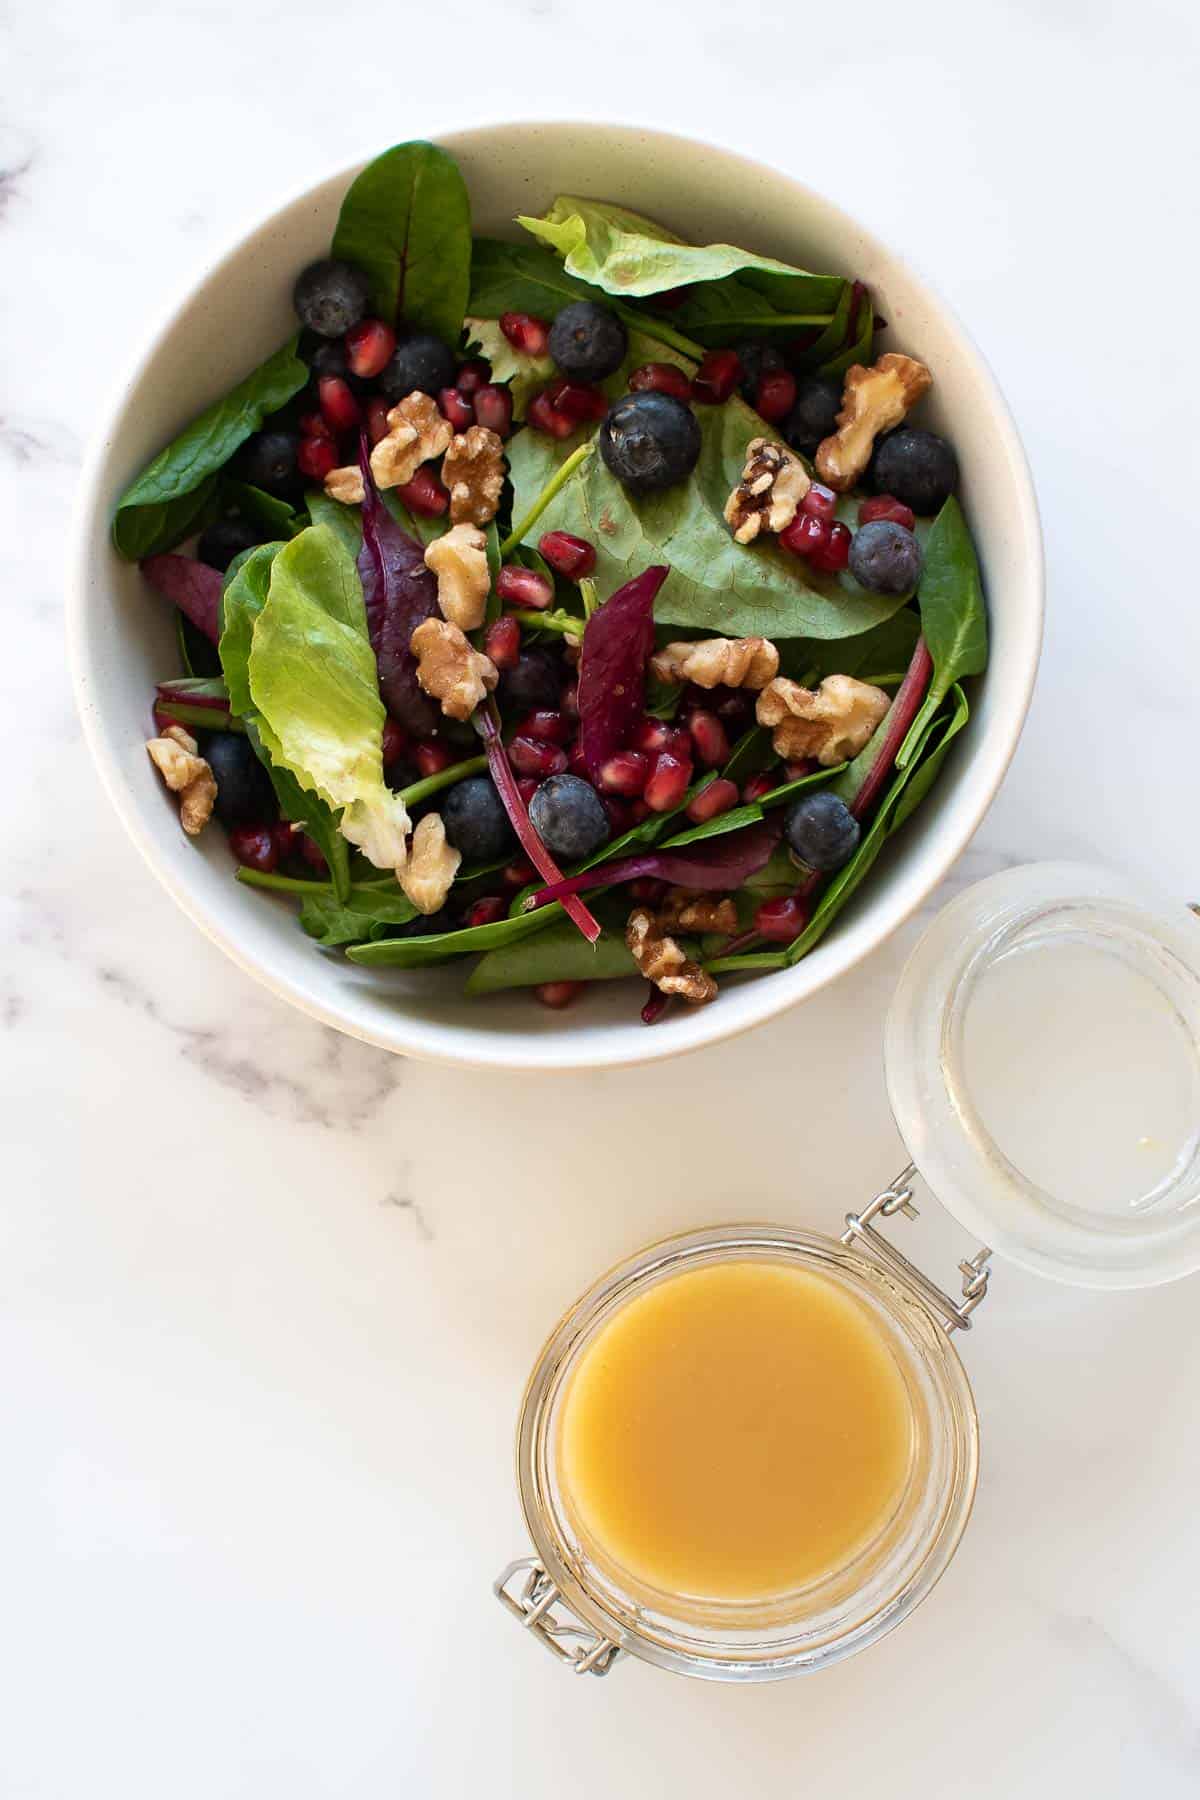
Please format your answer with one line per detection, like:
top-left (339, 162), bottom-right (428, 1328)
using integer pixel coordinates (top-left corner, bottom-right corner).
top-left (355, 432), bottom-right (440, 736)
top-left (578, 565), bottom-right (668, 780)
top-left (140, 554), bottom-right (224, 643)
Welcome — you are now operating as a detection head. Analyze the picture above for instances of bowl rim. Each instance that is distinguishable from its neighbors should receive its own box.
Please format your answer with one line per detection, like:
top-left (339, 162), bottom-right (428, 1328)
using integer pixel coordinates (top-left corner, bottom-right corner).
top-left (67, 117), bottom-right (1044, 1072)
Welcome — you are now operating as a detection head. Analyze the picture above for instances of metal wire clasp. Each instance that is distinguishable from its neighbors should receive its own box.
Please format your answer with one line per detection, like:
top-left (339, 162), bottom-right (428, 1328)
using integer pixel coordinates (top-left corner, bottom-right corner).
top-left (494, 1558), bottom-right (622, 1676)
top-left (842, 1164), bottom-right (992, 1333)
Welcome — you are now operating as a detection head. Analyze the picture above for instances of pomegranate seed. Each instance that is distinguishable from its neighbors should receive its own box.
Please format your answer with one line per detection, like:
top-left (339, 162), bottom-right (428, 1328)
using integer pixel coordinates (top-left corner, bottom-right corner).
top-left (298, 409), bottom-right (333, 440)
top-left (785, 758), bottom-right (816, 779)
top-left (467, 895), bottom-right (508, 928)
top-left (630, 800), bottom-right (652, 822)
top-left (472, 383), bottom-right (514, 438)
top-left (599, 751), bottom-right (650, 796)
top-left (601, 794), bottom-right (633, 835)
top-left (516, 775), bottom-right (540, 806)
top-left (366, 396), bottom-right (391, 445)
top-left (396, 467), bottom-right (449, 517)
top-left (456, 358), bottom-right (491, 393)
top-left (780, 511), bottom-right (831, 559)
top-left (497, 565), bottom-right (554, 610)
top-left (534, 980), bottom-right (585, 1009)
top-left (561, 681), bottom-right (580, 719)
top-left (438, 386), bottom-right (475, 431)
top-left (502, 858), bottom-right (536, 889)
top-left (859, 494), bottom-right (916, 530)
top-left (567, 743), bottom-right (589, 778)
top-left (381, 718), bottom-right (409, 767)
top-left (484, 616), bottom-right (521, 671)
top-left (414, 740), bottom-right (452, 778)
top-left (809, 520), bottom-right (851, 574)
top-left (229, 824), bottom-right (278, 873)
top-left (318, 375), bottom-right (361, 434)
top-left (712, 687), bottom-right (753, 725)
top-left (539, 530), bottom-right (596, 581)
top-left (546, 378), bottom-right (608, 424)
top-left (500, 311), bottom-right (551, 357)
top-left (344, 318), bottom-right (396, 379)
top-left (802, 483), bottom-right (839, 520)
top-left (273, 820), bottom-right (299, 860)
top-left (527, 391), bottom-right (576, 438)
top-left (509, 736), bottom-right (568, 778)
top-left (755, 368), bottom-right (797, 424)
top-left (686, 777), bottom-right (739, 823)
top-left (627, 362), bottom-right (693, 401)
top-left (755, 895), bottom-right (807, 942)
top-left (688, 709), bottom-right (730, 768)
top-left (518, 709), bottom-right (569, 744)
top-left (297, 434), bottom-right (338, 481)
top-left (630, 877), bottom-right (669, 904)
top-left (644, 752), bottom-right (692, 813)
top-left (741, 771), bottom-right (777, 804)
top-left (692, 349), bottom-right (741, 404)
top-left (299, 834), bottom-right (327, 871)
top-left (632, 718), bottom-right (692, 759)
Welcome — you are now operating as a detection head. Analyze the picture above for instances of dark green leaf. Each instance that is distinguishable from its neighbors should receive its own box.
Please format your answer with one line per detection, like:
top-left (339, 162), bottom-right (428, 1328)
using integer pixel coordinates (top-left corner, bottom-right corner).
top-left (346, 902), bottom-right (564, 969)
top-left (792, 608), bottom-right (921, 684)
top-left (222, 479), bottom-right (306, 537)
top-left (332, 142), bottom-right (471, 341)
top-left (245, 719), bottom-right (352, 903)
top-left (898, 497), bottom-right (988, 767)
top-left (111, 340), bottom-right (308, 558)
top-left (890, 683), bottom-right (969, 829)
top-left (468, 237), bottom-right (608, 319)
top-left (820, 291), bottom-right (874, 381)
top-left (464, 922), bottom-right (638, 996)
top-left (299, 884), bottom-right (418, 947)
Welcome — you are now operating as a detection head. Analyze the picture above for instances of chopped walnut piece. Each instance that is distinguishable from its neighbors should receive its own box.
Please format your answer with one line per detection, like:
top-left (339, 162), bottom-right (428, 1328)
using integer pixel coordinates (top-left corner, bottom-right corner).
top-left (651, 635), bottom-right (779, 691)
top-left (410, 617), bottom-right (498, 721)
top-left (815, 353), bottom-right (933, 492)
top-left (399, 813), bottom-right (461, 915)
top-left (723, 438), bottom-right (810, 543)
top-left (625, 906), bottom-right (718, 1005)
top-left (370, 391), bottom-right (454, 491)
top-left (324, 464), bottom-right (365, 504)
top-left (442, 426), bottom-right (505, 525)
top-left (424, 523), bottom-right (490, 631)
top-left (756, 674), bottom-right (890, 766)
top-left (146, 725), bottom-right (217, 836)
top-left (658, 890), bottom-right (739, 935)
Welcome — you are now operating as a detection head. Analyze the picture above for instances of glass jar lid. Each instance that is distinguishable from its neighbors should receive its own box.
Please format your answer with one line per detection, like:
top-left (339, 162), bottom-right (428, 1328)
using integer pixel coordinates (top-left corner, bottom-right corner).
top-left (885, 861), bottom-right (1200, 1289)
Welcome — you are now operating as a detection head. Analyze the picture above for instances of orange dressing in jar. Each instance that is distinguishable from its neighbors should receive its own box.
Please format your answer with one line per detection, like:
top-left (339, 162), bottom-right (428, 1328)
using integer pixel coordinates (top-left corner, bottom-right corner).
top-left (556, 1259), bottom-right (914, 1604)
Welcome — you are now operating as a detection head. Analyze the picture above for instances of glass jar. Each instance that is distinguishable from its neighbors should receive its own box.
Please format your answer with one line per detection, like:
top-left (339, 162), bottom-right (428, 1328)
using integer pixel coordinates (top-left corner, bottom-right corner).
top-left (497, 864), bottom-right (1200, 1681)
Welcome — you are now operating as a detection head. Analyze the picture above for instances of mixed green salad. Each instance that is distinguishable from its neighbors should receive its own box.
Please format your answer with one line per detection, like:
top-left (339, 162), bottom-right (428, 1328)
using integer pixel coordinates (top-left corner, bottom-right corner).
top-left (119, 140), bottom-right (986, 1022)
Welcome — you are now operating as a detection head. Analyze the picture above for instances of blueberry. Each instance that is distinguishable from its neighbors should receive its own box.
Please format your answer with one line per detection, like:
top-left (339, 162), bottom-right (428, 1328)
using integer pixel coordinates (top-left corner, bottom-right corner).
top-left (205, 733), bottom-right (277, 828)
top-left (292, 259), bottom-right (371, 338)
top-left (870, 428), bottom-right (958, 515)
top-left (783, 790), bottom-right (861, 873)
top-left (848, 520), bottom-right (923, 594)
top-left (497, 648), bottom-right (564, 715)
top-left (307, 337), bottom-right (369, 394)
top-left (784, 375), bottom-right (843, 455)
top-left (442, 777), bottom-right (515, 863)
top-left (196, 515), bottom-right (262, 572)
top-left (379, 333), bottom-right (457, 400)
top-left (528, 774), bottom-right (610, 862)
top-left (396, 907), bottom-right (452, 938)
top-left (236, 430), bottom-right (302, 500)
top-left (735, 341), bottom-right (784, 404)
top-left (548, 302), bottom-right (627, 381)
top-left (599, 391), bottom-right (701, 494)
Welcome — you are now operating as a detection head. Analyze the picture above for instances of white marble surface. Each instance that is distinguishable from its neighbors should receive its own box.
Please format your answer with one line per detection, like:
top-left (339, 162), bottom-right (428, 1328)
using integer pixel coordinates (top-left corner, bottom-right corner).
top-left (3, 0), bottom-right (1200, 1793)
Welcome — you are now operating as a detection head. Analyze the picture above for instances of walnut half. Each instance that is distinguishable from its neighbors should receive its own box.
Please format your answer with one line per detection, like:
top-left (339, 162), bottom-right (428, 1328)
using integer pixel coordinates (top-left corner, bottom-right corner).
top-left (399, 813), bottom-right (461, 915)
top-left (442, 426), bottom-right (505, 526)
top-left (651, 635), bottom-right (779, 691)
top-left (370, 392), bottom-right (453, 491)
top-left (756, 674), bottom-right (890, 766)
top-left (815, 353), bottom-right (932, 492)
top-left (146, 725), bottom-right (216, 835)
top-left (625, 906), bottom-right (717, 1005)
top-left (424, 523), bottom-right (490, 631)
top-left (410, 617), bottom-right (498, 721)
top-left (724, 438), bottom-right (810, 543)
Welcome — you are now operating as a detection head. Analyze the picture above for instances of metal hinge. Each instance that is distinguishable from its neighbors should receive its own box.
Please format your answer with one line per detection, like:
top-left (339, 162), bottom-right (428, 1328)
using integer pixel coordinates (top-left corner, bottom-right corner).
top-left (842, 1164), bottom-right (992, 1333)
top-left (494, 1558), bottom-right (622, 1676)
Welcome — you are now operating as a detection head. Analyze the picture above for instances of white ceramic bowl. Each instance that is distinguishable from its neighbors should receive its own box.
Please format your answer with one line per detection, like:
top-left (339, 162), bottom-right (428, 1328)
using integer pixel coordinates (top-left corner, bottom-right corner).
top-left (69, 121), bottom-right (1043, 1071)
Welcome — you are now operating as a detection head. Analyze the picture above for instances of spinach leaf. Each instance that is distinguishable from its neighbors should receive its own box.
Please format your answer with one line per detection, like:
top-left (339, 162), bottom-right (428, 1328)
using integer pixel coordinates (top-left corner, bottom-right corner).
top-left (112, 339), bottom-right (308, 559)
top-left (820, 289), bottom-right (874, 382)
top-left (112, 477), bottom-right (218, 561)
top-left (792, 608), bottom-right (921, 684)
top-left (898, 497), bottom-right (987, 767)
top-left (332, 142), bottom-right (470, 342)
top-left (298, 884), bottom-right (418, 947)
top-left (346, 901), bottom-right (565, 969)
top-left (516, 196), bottom-right (843, 321)
top-left (506, 398), bottom-right (914, 641)
top-left (468, 237), bottom-right (606, 319)
top-left (890, 683), bottom-right (969, 829)
top-left (221, 479), bottom-right (306, 538)
top-left (464, 922), bottom-right (638, 996)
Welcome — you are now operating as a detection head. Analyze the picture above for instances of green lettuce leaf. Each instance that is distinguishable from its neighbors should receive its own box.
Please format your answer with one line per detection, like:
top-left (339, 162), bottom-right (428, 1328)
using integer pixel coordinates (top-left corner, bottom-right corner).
top-left (111, 339), bottom-right (308, 559)
top-left (331, 141), bottom-right (471, 342)
top-left (247, 525), bottom-right (411, 872)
